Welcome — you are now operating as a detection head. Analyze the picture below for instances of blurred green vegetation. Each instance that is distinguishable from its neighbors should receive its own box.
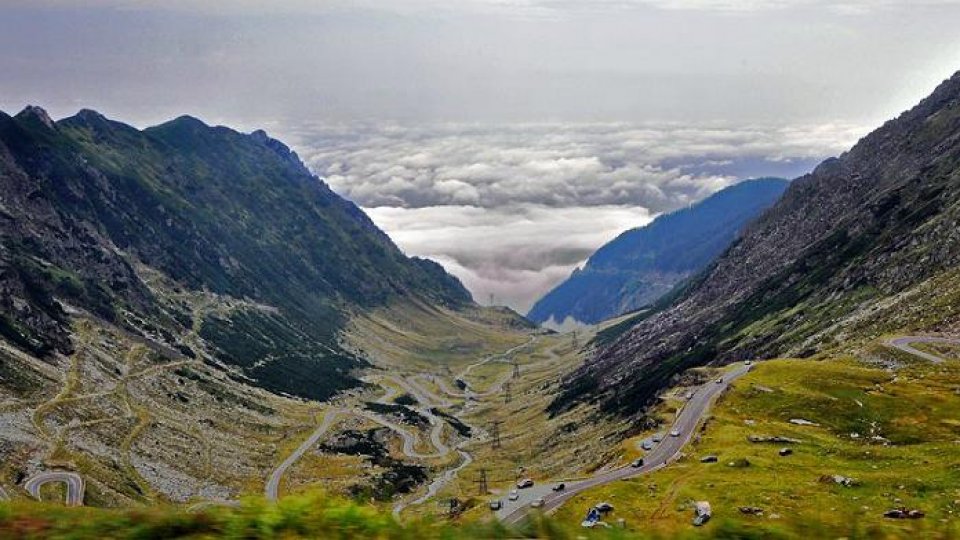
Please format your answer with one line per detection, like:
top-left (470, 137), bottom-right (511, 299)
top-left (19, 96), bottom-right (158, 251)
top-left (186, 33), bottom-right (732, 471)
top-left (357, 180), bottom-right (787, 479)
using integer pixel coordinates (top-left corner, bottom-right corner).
top-left (6, 489), bottom-right (936, 540)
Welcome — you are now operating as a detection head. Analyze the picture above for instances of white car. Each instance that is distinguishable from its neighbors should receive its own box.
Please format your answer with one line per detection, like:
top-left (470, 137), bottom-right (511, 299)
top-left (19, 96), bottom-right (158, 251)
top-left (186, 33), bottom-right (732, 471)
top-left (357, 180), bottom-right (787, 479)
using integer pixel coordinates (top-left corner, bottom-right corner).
top-left (652, 434), bottom-right (663, 443)
top-left (508, 490), bottom-right (519, 501)
top-left (670, 429), bottom-right (681, 437)
top-left (641, 441), bottom-right (653, 451)
top-left (531, 497), bottom-right (545, 508)
top-left (716, 377), bottom-right (724, 384)
top-left (744, 360), bottom-right (752, 366)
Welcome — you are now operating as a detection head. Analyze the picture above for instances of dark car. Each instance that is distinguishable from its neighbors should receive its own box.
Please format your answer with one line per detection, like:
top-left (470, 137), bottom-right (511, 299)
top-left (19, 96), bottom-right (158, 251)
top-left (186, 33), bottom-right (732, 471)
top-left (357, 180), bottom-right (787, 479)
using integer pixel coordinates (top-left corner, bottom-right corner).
top-left (595, 502), bottom-right (614, 513)
top-left (631, 458), bottom-right (644, 468)
top-left (552, 483), bottom-right (566, 492)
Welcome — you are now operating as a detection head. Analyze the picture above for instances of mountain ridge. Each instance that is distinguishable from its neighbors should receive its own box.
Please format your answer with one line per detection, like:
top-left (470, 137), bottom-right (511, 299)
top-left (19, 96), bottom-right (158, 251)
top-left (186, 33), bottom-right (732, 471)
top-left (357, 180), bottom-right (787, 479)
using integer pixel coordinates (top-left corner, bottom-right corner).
top-left (527, 178), bottom-right (789, 326)
top-left (0, 106), bottom-right (472, 400)
top-left (552, 70), bottom-right (960, 416)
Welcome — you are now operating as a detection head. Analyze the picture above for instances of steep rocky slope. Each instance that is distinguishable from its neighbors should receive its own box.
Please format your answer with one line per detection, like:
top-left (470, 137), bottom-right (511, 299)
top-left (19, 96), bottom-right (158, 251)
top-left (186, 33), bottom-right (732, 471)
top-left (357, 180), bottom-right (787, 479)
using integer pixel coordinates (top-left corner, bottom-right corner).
top-left (527, 178), bottom-right (788, 326)
top-left (554, 70), bottom-right (960, 416)
top-left (0, 107), bottom-right (471, 401)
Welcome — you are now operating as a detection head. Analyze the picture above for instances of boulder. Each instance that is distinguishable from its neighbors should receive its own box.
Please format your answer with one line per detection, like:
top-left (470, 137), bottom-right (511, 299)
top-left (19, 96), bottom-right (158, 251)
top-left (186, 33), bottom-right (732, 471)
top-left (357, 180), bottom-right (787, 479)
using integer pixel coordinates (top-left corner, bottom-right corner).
top-left (884, 507), bottom-right (925, 519)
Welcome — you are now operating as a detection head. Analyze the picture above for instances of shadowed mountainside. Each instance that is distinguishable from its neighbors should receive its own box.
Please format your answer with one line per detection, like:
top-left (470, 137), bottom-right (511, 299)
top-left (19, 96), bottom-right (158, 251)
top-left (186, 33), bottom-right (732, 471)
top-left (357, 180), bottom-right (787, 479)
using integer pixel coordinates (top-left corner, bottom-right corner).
top-left (0, 107), bottom-right (471, 400)
top-left (527, 178), bottom-right (788, 326)
top-left (553, 70), bottom-right (960, 416)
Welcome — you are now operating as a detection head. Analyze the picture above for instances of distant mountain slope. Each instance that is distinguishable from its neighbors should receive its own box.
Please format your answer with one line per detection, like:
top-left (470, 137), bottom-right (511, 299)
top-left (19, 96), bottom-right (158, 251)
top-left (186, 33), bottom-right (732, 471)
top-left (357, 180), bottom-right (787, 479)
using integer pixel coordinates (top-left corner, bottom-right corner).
top-left (552, 70), bottom-right (960, 416)
top-left (527, 178), bottom-right (788, 326)
top-left (0, 107), bottom-right (471, 400)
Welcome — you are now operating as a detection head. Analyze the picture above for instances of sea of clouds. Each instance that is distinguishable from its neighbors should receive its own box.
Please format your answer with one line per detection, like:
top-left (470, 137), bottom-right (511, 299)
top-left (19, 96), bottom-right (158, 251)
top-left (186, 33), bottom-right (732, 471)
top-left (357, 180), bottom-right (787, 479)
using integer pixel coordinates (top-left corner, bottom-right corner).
top-left (287, 121), bottom-right (866, 313)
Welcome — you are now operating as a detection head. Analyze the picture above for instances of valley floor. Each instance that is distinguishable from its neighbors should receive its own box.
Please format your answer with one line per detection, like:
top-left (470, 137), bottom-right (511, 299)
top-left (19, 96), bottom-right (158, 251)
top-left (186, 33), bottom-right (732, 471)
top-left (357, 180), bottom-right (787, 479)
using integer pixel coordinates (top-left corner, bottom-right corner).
top-left (6, 293), bottom-right (960, 540)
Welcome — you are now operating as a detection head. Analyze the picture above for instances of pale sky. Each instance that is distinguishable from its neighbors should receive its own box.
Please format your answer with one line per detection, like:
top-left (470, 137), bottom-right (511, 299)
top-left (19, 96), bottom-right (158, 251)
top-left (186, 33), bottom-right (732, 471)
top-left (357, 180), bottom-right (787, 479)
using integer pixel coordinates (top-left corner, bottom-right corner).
top-left (3, 0), bottom-right (959, 312)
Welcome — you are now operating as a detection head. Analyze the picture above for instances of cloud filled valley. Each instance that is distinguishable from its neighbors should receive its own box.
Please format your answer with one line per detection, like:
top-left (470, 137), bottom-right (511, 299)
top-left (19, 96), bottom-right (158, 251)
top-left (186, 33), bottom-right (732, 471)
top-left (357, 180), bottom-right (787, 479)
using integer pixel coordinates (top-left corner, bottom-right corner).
top-left (290, 121), bottom-right (866, 312)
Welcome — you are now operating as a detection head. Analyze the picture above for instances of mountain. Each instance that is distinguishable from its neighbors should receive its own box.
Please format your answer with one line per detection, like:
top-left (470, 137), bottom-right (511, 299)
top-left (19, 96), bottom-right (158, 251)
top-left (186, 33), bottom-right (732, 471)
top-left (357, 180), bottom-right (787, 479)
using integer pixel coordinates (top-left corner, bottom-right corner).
top-left (552, 70), bottom-right (960, 416)
top-left (0, 107), bottom-right (472, 401)
top-left (527, 178), bottom-right (788, 326)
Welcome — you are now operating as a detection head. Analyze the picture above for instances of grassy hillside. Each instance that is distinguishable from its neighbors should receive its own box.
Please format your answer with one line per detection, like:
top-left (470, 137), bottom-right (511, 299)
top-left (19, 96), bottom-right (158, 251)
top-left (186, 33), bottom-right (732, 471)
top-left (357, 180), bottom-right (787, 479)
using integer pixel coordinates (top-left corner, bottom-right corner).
top-left (552, 350), bottom-right (960, 539)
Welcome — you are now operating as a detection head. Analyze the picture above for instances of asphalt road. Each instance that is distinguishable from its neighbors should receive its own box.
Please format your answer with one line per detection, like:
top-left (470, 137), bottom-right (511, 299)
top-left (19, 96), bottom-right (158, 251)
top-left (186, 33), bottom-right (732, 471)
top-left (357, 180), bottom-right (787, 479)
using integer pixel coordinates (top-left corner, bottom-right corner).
top-left (265, 408), bottom-right (345, 501)
top-left (24, 471), bottom-right (85, 506)
top-left (498, 364), bottom-right (751, 525)
top-left (885, 335), bottom-right (960, 364)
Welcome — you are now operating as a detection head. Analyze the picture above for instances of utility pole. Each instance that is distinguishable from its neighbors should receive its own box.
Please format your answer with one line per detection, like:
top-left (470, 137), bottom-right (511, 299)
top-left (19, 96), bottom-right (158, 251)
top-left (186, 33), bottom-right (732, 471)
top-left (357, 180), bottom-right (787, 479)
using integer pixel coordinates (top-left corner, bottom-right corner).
top-left (489, 293), bottom-right (495, 306)
top-left (512, 360), bottom-right (520, 379)
top-left (503, 381), bottom-right (512, 403)
top-left (572, 330), bottom-right (579, 348)
top-left (490, 421), bottom-right (503, 449)
top-left (474, 468), bottom-right (489, 495)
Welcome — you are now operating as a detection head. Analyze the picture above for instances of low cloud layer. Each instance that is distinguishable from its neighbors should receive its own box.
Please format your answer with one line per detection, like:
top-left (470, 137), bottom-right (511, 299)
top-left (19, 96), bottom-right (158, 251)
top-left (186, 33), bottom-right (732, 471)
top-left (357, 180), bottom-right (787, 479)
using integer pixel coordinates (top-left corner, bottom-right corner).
top-left (366, 204), bottom-right (652, 312)
top-left (288, 122), bottom-right (866, 313)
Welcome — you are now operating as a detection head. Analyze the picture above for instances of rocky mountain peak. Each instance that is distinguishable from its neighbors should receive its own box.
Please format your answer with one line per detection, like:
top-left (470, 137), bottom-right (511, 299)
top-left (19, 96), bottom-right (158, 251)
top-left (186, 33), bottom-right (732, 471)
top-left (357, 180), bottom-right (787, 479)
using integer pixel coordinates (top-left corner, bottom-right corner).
top-left (15, 105), bottom-right (55, 129)
top-left (249, 128), bottom-right (311, 176)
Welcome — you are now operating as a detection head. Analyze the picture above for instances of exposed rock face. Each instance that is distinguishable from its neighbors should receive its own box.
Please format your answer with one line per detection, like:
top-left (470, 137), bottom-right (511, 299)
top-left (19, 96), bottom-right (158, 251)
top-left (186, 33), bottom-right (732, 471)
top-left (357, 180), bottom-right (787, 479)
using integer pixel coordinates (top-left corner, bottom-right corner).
top-left (554, 71), bottom-right (960, 416)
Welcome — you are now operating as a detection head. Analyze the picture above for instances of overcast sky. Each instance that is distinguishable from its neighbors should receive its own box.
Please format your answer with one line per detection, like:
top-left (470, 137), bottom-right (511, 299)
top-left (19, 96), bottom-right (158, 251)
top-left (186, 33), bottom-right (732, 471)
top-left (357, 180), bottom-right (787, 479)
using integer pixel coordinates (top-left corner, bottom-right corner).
top-left (3, 0), bottom-right (959, 312)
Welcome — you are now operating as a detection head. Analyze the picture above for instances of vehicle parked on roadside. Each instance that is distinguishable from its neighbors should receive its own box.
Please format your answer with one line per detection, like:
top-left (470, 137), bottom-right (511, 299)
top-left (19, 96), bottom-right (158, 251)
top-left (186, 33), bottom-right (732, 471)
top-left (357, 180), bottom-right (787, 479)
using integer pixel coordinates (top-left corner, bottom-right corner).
top-left (517, 478), bottom-right (534, 489)
top-left (595, 502), bottom-right (614, 513)
top-left (489, 500), bottom-right (502, 510)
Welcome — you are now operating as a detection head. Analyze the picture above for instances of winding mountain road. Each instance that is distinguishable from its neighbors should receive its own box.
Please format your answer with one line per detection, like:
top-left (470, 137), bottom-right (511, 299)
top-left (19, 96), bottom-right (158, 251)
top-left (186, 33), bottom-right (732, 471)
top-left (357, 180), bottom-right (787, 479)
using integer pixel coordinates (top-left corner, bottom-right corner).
top-left (24, 471), bottom-right (85, 506)
top-left (265, 408), bottom-right (345, 501)
top-left (499, 364), bottom-right (751, 525)
top-left (885, 335), bottom-right (960, 364)
top-left (264, 339), bottom-right (536, 504)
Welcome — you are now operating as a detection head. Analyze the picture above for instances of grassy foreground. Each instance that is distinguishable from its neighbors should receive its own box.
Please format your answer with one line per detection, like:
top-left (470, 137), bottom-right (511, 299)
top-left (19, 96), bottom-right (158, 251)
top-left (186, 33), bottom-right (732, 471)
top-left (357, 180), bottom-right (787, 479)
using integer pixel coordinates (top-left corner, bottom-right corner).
top-left (0, 491), bottom-right (788, 540)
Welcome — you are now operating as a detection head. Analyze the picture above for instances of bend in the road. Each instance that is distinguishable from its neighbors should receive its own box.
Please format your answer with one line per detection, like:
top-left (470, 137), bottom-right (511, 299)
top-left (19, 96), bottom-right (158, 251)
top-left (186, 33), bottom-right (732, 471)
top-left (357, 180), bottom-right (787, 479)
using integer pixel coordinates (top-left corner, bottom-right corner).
top-left (885, 335), bottom-right (960, 364)
top-left (24, 471), bottom-right (85, 507)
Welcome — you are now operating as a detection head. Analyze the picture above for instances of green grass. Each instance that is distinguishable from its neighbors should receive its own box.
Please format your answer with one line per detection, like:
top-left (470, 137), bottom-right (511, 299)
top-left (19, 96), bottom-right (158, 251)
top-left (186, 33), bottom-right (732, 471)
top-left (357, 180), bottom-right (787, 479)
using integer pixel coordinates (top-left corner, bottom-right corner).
top-left (8, 489), bottom-right (932, 540)
top-left (552, 355), bottom-right (960, 539)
